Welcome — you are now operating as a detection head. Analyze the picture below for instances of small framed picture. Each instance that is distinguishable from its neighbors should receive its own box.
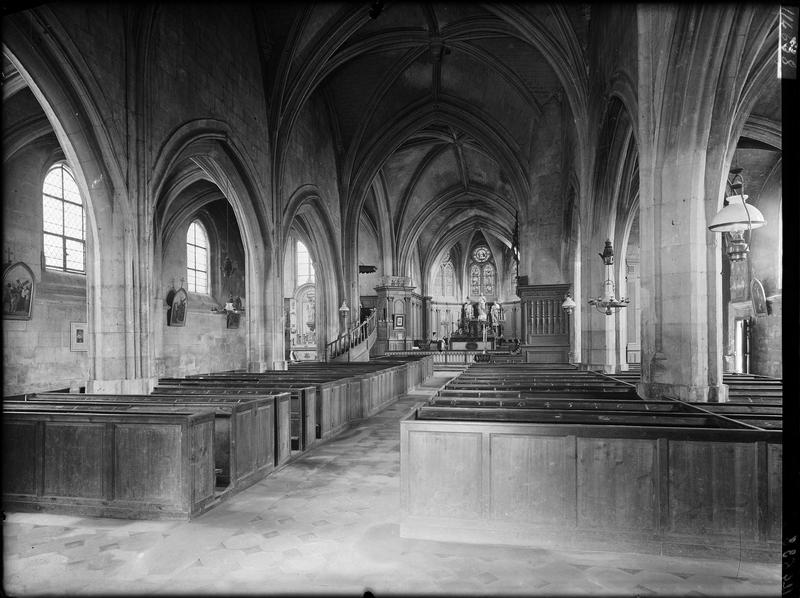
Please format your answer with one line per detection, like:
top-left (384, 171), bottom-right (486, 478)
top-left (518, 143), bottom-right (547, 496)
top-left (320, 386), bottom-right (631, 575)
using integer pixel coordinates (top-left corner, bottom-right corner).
top-left (70, 322), bottom-right (88, 351)
top-left (393, 314), bottom-right (405, 329)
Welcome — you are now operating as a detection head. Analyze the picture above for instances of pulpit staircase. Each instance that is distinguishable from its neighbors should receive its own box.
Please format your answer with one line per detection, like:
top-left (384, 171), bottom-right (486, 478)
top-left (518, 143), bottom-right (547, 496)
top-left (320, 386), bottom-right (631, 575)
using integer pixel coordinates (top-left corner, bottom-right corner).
top-left (325, 310), bottom-right (377, 362)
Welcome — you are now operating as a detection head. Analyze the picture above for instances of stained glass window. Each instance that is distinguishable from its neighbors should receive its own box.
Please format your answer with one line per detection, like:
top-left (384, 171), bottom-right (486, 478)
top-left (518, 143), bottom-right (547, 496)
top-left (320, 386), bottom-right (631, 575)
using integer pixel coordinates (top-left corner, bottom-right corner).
top-left (468, 246), bottom-right (496, 297)
top-left (482, 264), bottom-right (495, 295)
top-left (443, 262), bottom-right (455, 297)
top-left (473, 246), bottom-right (490, 262)
top-left (470, 264), bottom-right (480, 296)
top-left (42, 163), bottom-right (85, 273)
top-left (186, 221), bottom-right (209, 293)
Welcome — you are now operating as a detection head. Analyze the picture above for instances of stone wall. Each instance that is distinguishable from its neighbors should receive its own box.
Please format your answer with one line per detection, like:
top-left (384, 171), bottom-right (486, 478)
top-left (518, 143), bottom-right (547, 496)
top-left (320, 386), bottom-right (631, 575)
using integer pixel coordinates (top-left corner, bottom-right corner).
top-left (156, 204), bottom-right (247, 378)
top-left (3, 138), bottom-right (90, 395)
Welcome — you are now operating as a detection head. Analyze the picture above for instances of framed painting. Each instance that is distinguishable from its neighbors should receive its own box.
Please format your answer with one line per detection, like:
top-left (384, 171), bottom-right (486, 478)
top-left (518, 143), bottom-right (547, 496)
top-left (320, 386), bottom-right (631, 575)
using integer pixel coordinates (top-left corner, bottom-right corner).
top-left (393, 314), bottom-right (405, 329)
top-left (750, 278), bottom-right (768, 317)
top-left (70, 322), bottom-right (88, 351)
top-left (2, 261), bottom-right (35, 320)
top-left (169, 287), bottom-right (188, 327)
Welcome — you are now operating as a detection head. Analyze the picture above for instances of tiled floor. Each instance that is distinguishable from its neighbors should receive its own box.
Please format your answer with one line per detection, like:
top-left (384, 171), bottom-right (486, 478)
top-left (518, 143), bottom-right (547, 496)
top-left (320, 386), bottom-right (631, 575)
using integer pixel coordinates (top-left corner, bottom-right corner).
top-left (3, 374), bottom-right (781, 596)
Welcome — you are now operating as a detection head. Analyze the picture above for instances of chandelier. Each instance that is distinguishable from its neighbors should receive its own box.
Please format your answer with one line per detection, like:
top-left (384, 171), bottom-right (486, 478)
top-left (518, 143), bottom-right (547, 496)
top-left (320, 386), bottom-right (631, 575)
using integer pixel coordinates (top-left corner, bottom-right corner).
top-left (707, 168), bottom-right (765, 262)
top-left (587, 240), bottom-right (630, 315)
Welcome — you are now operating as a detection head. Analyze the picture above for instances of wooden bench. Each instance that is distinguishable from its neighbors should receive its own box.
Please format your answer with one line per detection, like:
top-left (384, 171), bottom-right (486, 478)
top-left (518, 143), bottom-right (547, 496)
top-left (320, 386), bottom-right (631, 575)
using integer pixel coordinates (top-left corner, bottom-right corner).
top-left (3, 406), bottom-right (216, 520)
top-left (159, 376), bottom-right (353, 441)
top-left (160, 360), bottom-right (422, 441)
top-left (24, 392), bottom-right (288, 490)
top-left (401, 408), bottom-right (781, 560)
top-left (416, 405), bottom-right (738, 428)
top-left (429, 396), bottom-right (681, 411)
top-left (437, 388), bottom-right (639, 400)
top-left (155, 382), bottom-right (315, 452)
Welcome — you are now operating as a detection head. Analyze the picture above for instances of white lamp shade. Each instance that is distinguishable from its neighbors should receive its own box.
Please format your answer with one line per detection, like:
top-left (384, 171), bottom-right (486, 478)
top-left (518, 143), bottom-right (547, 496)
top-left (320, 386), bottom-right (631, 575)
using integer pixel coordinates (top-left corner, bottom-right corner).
top-left (561, 295), bottom-right (577, 310)
top-left (708, 195), bottom-right (766, 232)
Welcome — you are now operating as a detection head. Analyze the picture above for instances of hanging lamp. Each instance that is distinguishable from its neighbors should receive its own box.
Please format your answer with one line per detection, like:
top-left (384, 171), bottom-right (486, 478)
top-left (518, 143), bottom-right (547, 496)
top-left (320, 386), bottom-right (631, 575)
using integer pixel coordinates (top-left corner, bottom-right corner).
top-left (708, 168), bottom-right (765, 262)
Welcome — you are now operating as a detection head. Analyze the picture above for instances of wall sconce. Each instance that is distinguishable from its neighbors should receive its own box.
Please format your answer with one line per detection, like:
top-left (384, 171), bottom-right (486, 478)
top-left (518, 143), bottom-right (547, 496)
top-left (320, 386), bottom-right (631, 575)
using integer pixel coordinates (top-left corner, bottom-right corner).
top-left (708, 168), bottom-right (765, 262)
top-left (587, 240), bottom-right (630, 316)
top-left (561, 293), bottom-right (576, 315)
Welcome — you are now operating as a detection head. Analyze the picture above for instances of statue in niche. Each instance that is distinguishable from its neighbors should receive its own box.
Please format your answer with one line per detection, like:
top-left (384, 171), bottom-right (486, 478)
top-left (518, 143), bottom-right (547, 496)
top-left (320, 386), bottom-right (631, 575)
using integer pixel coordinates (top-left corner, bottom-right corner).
top-left (463, 299), bottom-right (472, 323)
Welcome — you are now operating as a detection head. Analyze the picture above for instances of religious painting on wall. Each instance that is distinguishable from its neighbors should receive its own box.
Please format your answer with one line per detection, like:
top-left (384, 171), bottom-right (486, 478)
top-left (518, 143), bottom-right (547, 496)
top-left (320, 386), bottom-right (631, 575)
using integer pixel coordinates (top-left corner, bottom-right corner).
top-left (70, 322), bottom-right (88, 351)
top-left (394, 314), bottom-right (405, 329)
top-left (168, 287), bottom-right (188, 327)
top-left (2, 261), bottom-right (35, 320)
top-left (226, 310), bottom-right (241, 329)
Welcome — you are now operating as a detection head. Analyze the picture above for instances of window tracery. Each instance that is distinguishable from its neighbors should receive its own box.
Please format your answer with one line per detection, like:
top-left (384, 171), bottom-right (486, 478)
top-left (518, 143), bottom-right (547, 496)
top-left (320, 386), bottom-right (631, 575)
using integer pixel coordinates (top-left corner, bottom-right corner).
top-left (469, 245), bottom-right (495, 297)
top-left (42, 163), bottom-right (85, 273)
top-left (186, 221), bottom-right (209, 293)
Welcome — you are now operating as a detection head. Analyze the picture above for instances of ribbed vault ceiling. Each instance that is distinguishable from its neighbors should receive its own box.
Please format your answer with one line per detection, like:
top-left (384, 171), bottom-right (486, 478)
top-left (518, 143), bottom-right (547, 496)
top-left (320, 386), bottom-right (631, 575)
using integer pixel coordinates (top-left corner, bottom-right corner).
top-left (294, 2), bottom-right (582, 273)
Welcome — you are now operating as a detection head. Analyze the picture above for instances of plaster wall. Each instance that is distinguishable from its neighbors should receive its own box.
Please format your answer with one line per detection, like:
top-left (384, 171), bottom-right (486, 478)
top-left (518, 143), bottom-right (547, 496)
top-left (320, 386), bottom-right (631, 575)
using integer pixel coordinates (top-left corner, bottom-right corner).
top-left (48, 4), bottom-right (129, 174)
top-left (748, 161), bottom-right (782, 297)
top-left (522, 97), bottom-right (566, 284)
top-left (283, 94), bottom-right (342, 241)
top-left (157, 215), bottom-right (247, 377)
top-left (587, 4), bottom-right (638, 123)
top-left (2, 141), bottom-right (90, 395)
top-left (357, 221), bottom-right (381, 297)
top-left (148, 5), bottom-right (270, 175)
top-left (722, 161), bottom-right (782, 378)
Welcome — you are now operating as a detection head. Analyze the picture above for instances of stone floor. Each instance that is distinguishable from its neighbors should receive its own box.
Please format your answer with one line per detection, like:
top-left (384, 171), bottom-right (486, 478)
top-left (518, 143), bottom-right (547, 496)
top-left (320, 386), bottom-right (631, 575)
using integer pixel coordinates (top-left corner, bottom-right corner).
top-left (3, 373), bottom-right (782, 596)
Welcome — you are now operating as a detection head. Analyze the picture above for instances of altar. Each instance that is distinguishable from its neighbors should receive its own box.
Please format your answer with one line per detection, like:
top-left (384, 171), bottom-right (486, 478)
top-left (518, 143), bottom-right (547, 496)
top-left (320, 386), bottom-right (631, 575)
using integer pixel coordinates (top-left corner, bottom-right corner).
top-left (449, 339), bottom-right (494, 351)
top-left (449, 317), bottom-right (496, 351)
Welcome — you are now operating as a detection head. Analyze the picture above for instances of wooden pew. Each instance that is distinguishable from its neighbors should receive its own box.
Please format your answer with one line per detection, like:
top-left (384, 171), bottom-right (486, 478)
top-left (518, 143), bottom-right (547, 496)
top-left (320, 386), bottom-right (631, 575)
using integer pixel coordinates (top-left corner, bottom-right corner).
top-left (400, 407), bottom-right (781, 560)
top-left (155, 383), bottom-right (315, 452)
top-left (429, 396), bottom-right (680, 411)
top-left (3, 406), bottom-right (216, 520)
top-left (415, 405), bottom-right (738, 428)
top-left (21, 392), bottom-right (287, 490)
top-left (160, 360), bottom-right (419, 441)
top-left (437, 388), bottom-right (639, 400)
top-left (158, 376), bottom-right (352, 441)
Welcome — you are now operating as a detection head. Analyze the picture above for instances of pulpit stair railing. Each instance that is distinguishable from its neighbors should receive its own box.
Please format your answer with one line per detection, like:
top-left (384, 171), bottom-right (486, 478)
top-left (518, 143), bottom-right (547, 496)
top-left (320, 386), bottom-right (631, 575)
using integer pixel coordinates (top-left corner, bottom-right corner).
top-left (326, 309), bottom-right (377, 361)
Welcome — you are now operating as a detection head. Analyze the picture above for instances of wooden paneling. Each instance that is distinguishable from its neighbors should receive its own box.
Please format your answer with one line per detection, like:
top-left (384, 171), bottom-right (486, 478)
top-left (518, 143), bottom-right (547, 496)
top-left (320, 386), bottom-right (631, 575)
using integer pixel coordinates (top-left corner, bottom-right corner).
top-left (401, 416), bottom-right (781, 559)
top-left (3, 410), bottom-right (214, 519)
top-left (668, 441), bottom-right (757, 539)
top-left (304, 389), bottom-right (317, 449)
top-left (3, 421), bottom-right (38, 495)
top-left (577, 438), bottom-right (657, 531)
top-left (407, 430), bottom-right (482, 519)
top-left (234, 409), bottom-right (256, 480)
top-left (214, 417), bottom-right (231, 484)
top-left (767, 443), bottom-right (782, 540)
top-left (489, 434), bottom-right (568, 524)
top-left (275, 395), bottom-right (291, 466)
top-left (114, 424), bottom-right (182, 503)
top-left (190, 420), bottom-right (215, 505)
top-left (255, 403), bottom-right (274, 470)
top-left (43, 422), bottom-right (106, 499)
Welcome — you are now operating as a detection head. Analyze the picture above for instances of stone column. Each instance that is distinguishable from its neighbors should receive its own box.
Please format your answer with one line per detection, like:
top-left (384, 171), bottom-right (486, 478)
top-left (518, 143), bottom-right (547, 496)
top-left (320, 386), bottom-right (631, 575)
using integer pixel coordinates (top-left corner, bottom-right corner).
top-left (633, 5), bottom-right (772, 400)
top-left (422, 296), bottom-right (432, 339)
